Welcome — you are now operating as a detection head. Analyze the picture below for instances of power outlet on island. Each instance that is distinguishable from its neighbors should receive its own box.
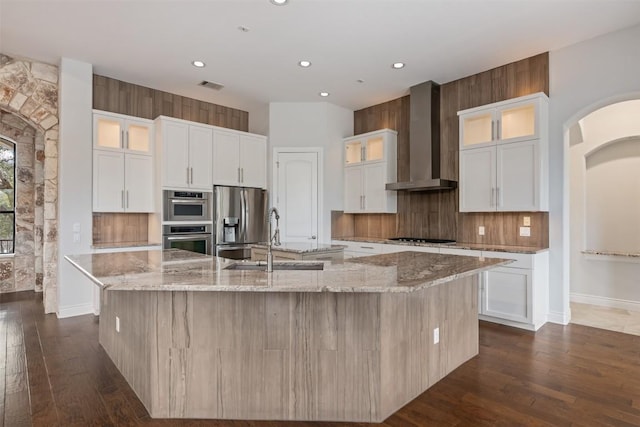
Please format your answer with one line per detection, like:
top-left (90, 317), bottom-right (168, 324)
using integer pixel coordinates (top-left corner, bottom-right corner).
top-left (116, 316), bottom-right (120, 333)
top-left (433, 327), bottom-right (440, 344)
top-left (478, 226), bottom-right (485, 236)
top-left (519, 226), bottom-right (531, 237)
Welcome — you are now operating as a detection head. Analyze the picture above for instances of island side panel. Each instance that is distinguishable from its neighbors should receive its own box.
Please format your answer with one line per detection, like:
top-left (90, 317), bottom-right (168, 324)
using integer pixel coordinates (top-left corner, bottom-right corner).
top-left (99, 289), bottom-right (158, 414)
top-left (116, 290), bottom-right (385, 421)
top-left (379, 275), bottom-right (479, 420)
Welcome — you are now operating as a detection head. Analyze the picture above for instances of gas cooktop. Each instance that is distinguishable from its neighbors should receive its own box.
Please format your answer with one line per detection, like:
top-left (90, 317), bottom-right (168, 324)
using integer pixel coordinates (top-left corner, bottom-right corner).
top-left (388, 237), bottom-right (456, 244)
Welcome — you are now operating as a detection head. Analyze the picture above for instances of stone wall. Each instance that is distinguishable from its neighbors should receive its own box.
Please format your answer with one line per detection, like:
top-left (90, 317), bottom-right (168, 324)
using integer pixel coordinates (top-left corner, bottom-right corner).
top-left (0, 54), bottom-right (59, 313)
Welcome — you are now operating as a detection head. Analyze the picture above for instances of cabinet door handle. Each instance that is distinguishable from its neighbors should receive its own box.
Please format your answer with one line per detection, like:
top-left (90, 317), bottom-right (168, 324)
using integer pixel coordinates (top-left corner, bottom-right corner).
top-left (497, 119), bottom-right (501, 140)
top-left (363, 195), bottom-right (366, 209)
top-left (309, 235), bottom-right (317, 240)
top-left (491, 121), bottom-right (495, 141)
top-left (496, 187), bottom-right (500, 207)
top-left (126, 190), bottom-right (129, 208)
top-left (241, 168), bottom-right (244, 183)
top-left (125, 130), bottom-right (129, 149)
top-left (121, 190), bottom-right (124, 209)
top-left (360, 246), bottom-right (374, 249)
top-left (190, 167), bottom-right (193, 184)
top-left (121, 130), bottom-right (124, 149)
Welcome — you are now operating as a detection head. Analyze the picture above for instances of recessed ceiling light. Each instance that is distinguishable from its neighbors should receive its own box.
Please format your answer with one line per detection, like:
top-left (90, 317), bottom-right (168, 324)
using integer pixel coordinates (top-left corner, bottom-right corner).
top-left (270, 0), bottom-right (288, 5)
top-left (191, 60), bottom-right (206, 68)
top-left (298, 60), bottom-right (312, 68)
top-left (357, 79), bottom-right (365, 83)
top-left (391, 62), bottom-right (405, 69)
top-left (319, 92), bottom-right (330, 97)
top-left (238, 25), bottom-right (250, 32)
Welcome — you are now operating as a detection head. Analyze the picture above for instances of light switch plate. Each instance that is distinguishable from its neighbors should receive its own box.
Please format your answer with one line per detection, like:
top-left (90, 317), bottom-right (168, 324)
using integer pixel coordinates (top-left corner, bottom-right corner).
top-left (478, 226), bottom-right (485, 236)
top-left (519, 226), bottom-right (531, 237)
top-left (523, 216), bottom-right (531, 226)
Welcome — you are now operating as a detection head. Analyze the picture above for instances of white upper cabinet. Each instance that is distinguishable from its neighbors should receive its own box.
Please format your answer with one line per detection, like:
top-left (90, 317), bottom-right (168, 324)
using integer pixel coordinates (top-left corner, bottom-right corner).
top-left (212, 129), bottom-right (267, 189)
top-left (188, 125), bottom-right (214, 189)
top-left (155, 117), bottom-right (213, 191)
top-left (343, 129), bottom-right (397, 213)
top-left (239, 134), bottom-right (267, 188)
top-left (93, 111), bottom-right (153, 154)
top-left (92, 111), bottom-right (155, 213)
top-left (458, 93), bottom-right (548, 212)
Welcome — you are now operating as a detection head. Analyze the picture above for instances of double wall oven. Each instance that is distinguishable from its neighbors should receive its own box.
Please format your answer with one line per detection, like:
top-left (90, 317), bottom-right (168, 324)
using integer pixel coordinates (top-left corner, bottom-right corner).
top-left (162, 191), bottom-right (213, 255)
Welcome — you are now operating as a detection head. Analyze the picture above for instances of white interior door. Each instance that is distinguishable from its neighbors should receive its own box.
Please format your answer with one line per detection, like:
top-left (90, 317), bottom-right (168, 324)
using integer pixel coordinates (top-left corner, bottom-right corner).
top-left (275, 151), bottom-right (318, 243)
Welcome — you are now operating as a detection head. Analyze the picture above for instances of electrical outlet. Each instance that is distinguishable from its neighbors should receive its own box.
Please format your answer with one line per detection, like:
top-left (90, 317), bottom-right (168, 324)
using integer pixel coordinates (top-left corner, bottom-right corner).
top-left (523, 216), bottom-right (531, 226)
top-left (478, 226), bottom-right (485, 236)
top-left (116, 316), bottom-right (120, 333)
top-left (433, 327), bottom-right (439, 344)
top-left (519, 226), bottom-right (531, 237)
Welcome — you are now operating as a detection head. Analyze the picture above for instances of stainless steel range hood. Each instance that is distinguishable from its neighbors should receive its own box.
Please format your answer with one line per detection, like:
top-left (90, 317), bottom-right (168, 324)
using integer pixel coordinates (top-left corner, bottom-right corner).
top-left (386, 81), bottom-right (457, 191)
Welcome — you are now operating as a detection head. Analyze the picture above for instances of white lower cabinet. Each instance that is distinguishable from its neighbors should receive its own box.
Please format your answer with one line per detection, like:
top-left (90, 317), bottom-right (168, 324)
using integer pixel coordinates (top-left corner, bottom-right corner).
top-left (479, 250), bottom-right (549, 331)
top-left (481, 267), bottom-right (532, 323)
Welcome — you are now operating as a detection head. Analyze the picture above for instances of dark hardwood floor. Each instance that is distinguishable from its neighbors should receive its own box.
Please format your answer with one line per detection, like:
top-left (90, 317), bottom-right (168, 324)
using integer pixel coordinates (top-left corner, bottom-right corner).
top-left (1, 291), bottom-right (639, 427)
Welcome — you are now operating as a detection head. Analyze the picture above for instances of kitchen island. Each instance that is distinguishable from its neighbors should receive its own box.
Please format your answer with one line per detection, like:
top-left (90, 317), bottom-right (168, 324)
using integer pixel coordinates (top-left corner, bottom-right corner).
top-left (66, 249), bottom-right (509, 422)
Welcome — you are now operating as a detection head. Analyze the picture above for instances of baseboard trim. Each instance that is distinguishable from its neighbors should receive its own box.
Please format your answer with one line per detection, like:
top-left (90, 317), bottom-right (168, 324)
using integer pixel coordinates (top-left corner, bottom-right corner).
top-left (547, 310), bottom-right (571, 325)
top-left (57, 303), bottom-right (95, 319)
top-left (571, 293), bottom-right (640, 312)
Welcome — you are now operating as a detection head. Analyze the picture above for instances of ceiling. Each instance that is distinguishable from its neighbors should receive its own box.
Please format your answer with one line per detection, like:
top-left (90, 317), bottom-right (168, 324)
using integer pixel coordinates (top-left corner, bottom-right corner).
top-left (2, 0), bottom-right (640, 115)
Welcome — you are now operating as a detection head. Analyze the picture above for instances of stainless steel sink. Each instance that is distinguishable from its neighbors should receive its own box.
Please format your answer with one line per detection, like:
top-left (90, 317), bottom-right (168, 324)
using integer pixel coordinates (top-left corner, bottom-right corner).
top-left (224, 261), bottom-right (324, 271)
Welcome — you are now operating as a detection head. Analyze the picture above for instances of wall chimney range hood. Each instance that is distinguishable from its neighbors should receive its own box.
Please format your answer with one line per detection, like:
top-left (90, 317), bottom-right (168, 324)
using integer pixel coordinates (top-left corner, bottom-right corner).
top-left (386, 81), bottom-right (457, 191)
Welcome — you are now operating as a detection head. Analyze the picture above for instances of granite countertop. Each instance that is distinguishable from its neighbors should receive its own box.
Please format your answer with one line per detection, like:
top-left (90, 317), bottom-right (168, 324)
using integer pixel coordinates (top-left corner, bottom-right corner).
top-left (251, 242), bottom-right (346, 254)
top-left (65, 248), bottom-right (511, 294)
top-left (333, 237), bottom-right (548, 254)
top-left (582, 249), bottom-right (640, 258)
top-left (92, 241), bottom-right (162, 249)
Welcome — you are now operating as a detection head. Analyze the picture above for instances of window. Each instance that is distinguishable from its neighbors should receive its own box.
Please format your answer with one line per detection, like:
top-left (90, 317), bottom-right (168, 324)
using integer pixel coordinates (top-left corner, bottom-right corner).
top-left (0, 137), bottom-right (15, 254)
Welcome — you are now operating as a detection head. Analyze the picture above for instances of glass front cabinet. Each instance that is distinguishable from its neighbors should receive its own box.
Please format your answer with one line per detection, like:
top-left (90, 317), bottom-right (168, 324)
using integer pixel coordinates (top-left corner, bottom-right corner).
top-left (343, 129), bottom-right (397, 213)
top-left (458, 93), bottom-right (549, 212)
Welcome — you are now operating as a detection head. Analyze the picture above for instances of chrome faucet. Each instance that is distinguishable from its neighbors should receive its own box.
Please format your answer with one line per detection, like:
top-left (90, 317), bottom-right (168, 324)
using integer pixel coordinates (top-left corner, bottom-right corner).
top-left (266, 207), bottom-right (281, 272)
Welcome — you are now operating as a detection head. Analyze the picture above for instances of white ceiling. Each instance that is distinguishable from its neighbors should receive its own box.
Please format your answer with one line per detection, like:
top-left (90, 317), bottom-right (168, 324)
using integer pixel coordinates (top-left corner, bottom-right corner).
top-left (2, 0), bottom-right (640, 115)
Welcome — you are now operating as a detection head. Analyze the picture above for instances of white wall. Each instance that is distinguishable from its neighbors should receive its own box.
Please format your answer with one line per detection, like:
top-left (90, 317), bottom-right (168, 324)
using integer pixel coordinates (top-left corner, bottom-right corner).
top-left (569, 100), bottom-right (640, 308)
top-left (57, 58), bottom-right (95, 318)
top-left (549, 23), bottom-right (640, 322)
top-left (268, 102), bottom-right (353, 243)
top-left (248, 104), bottom-right (269, 135)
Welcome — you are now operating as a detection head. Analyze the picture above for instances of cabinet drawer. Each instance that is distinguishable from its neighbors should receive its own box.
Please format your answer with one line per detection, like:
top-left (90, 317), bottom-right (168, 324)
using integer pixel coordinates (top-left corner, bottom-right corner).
top-left (439, 247), bottom-right (482, 257)
top-left (334, 240), bottom-right (383, 256)
top-left (481, 251), bottom-right (532, 269)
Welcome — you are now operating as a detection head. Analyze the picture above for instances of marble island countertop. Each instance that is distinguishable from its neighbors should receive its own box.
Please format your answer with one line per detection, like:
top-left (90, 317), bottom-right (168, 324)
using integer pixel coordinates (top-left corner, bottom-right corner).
top-left (251, 242), bottom-right (345, 253)
top-left (334, 237), bottom-right (549, 254)
top-left (65, 248), bottom-right (511, 294)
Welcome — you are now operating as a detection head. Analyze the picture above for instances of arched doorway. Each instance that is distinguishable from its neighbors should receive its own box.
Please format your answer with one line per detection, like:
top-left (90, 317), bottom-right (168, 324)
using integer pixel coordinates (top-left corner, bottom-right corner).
top-left (566, 98), bottom-right (640, 334)
top-left (0, 54), bottom-right (59, 313)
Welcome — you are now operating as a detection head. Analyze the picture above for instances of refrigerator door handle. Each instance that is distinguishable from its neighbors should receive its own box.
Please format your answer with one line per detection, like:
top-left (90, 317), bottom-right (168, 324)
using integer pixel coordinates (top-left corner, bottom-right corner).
top-left (240, 188), bottom-right (247, 243)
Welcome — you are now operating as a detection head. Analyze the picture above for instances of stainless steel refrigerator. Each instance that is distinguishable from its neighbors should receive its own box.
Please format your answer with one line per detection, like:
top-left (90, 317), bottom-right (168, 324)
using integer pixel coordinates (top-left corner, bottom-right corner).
top-left (213, 185), bottom-right (268, 259)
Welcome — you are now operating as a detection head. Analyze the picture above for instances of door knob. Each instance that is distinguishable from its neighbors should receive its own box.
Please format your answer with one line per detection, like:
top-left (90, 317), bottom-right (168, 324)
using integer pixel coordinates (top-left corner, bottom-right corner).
top-left (309, 235), bottom-right (317, 240)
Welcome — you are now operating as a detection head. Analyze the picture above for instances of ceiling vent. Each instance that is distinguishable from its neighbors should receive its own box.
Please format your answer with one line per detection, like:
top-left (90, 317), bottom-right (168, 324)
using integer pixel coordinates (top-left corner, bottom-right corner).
top-left (199, 81), bottom-right (224, 91)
